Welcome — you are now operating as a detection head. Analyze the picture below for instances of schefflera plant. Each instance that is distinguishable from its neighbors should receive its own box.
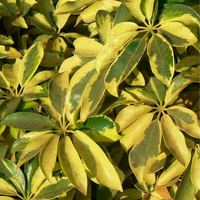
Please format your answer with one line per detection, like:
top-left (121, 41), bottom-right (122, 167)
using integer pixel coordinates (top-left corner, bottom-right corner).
top-left (0, 66), bottom-right (123, 197)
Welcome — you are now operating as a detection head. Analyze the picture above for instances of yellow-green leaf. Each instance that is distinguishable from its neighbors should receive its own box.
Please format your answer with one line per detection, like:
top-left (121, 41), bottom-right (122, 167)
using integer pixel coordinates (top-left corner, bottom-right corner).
top-left (181, 65), bottom-right (200, 83)
top-left (40, 134), bottom-right (60, 182)
top-left (73, 37), bottom-right (103, 57)
top-left (158, 22), bottom-right (197, 47)
top-left (115, 104), bottom-right (153, 132)
top-left (105, 38), bottom-right (146, 97)
top-left (191, 145), bottom-right (200, 190)
top-left (96, 10), bottom-right (112, 44)
top-left (19, 42), bottom-right (44, 87)
top-left (0, 71), bottom-right (10, 89)
top-left (159, 4), bottom-right (200, 27)
top-left (49, 71), bottom-right (69, 115)
top-left (167, 106), bottom-right (200, 138)
top-left (161, 114), bottom-right (189, 166)
top-left (65, 61), bottom-right (96, 125)
top-left (58, 136), bottom-right (87, 195)
top-left (120, 113), bottom-right (154, 151)
top-left (129, 120), bottom-right (162, 185)
top-left (147, 33), bottom-right (174, 87)
top-left (123, 0), bottom-right (146, 24)
top-left (17, 134), bottom-right (53, 168)
top-left (95, 31), bottom-right (138, 72)
top-left (0, 177), bottom-right (18, 196)
top-left (73, 130), bottom-right (123, 192)
top-left (141, 0), bottom-right (155, 23)
top-left (11, 16), bottom-right (28, 29)
top-left (0, 45), bottom-right (10, 59)
top-left (114, 189), bottom-right (143, 200)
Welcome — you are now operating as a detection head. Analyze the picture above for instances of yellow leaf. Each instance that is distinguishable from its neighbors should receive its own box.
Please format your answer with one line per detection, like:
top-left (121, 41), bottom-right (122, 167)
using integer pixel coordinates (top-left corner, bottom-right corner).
top-left (0, 178), bottom-right (18, 196)
top-left (73, 130), bottom-right (123, 192)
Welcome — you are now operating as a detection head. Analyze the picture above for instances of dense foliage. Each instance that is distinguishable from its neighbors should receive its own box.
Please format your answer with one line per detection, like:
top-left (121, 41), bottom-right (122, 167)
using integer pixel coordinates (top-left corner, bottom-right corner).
top-left (0, 0), bottom-right (199, 199)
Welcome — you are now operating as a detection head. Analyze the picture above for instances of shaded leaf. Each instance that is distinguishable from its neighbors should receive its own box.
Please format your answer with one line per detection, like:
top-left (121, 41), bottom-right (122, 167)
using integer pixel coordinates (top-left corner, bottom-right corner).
top-left (1, 112), bottom-right (56, 131)
top-left (114, 189), bottom-right (143, 200)
top-left (0, 71), bottom-right (10, 89)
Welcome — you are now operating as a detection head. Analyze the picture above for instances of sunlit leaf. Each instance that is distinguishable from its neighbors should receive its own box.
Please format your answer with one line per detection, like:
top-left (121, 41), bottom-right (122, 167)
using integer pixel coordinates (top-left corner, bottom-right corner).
top-left (0, 177), bottom-right (18, 196)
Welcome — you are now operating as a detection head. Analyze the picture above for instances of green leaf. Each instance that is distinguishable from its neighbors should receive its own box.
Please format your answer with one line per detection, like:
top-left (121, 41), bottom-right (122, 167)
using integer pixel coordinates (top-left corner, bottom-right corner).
top-left (161, 114), bottom-right (189, 166)
top-left (0, 159), bottom-right (26, 194)
top-left (0, 177), bottom-right (18, 196)
top-left (73, 130), bottom-right (123, 191)
top-left (115, 104), bottom-right (153, 132)
top-left (0, 0), bottom-right (16, 15)
top-left (129, 120), bottom-right (162, 185)
top-left (34, 177), bottom-right (73, 200)
top-left (175, 165), bottom-right (196, 200)
top-left (0, 35), bottom-right (14, 45)
top-left (80, 66), bottom-right (107, 121)
top-left (38, 0), bottom-right (56, 28)
top-left (19, 42), bottom-right (44, 87)
top-left (49, 71), bottom-right (69, 115)
top-left (146, 76), bottom-right (166, 105)
top-left (65, 61), bottom-right (96, 125)
top-left (175, 55), bottom-right (199, 72)
top-left (0, 145), bottom-right (8, 161)
top-left (10, 127), bottom-right (19, 139)
top-left (96, 10), bottom-right (112, 44)
top-left (1, 112), bottom-right (56, 131)
top-left (191, 146), bottom-right (200, 190)
top-left (78, 115), bottom-right (121, 142)
top-left (40, 135), bottom-right (60, 182)
top-left (105, 38), bottom-right (147, 97)
top-left (11, 131), bottom-right (51, 153)
top-left (58, 136), bottom-right (87, 195)
top-left (159, 3), bottom-right (200, 27)
top-left (114, 4), bottom-right (132, 25)
top-left (17, 134), bottom-right (54, 168)
top-left (16, 100), bottom-right (38, 111)
top-left (120, 113), bottom-right (154, 151)
top-left (147, 33), bottom-right (174, 87)
top-left (181, 65), bottom-right (200, 82)
top-left (158, 22), bottom-right (197, 47)
top-left (55, 0), bottom-right (98, 14)
top-left (164, 74), bottom-right (193, 106)
top-left (0, 98), bottom-right (21, 120)
top-left (123, 0), bottom-right (146, 24)
top-left (2, 59), bottom-right (20, 89)
top-left (167, 106), bottom-right (200, 138)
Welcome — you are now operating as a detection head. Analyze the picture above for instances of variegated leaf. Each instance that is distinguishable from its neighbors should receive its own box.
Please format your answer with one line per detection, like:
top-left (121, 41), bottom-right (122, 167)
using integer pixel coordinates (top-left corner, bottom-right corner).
top-left (96, 10), bottom-right (112, 44)
top-left (129, 120), bottom-right (162, 185)
top-left (40, 134), bottom-right (60, 182)
top-left (78, 115), bottom-right (121, 142)
top-left (120, 113), bottom-right (154, 151)
top-left (49, 71), bottom-right (69, 115)
top-left (147, 33), bottom-right (174, 87)
top-left (115, 104), bottom-right (153, 132)
top-left (159, 4), bottom-right (200, 27)
top-left (167, 106), bottom-right (200, 138)
top-left (80, 66), bottom-right (107, 121)
top-left (58, 136), bottom-right (87, 195)
top-left (158, 22), bottom-right (197, 47)
top-left (105, 38), bottom-right (146, 97)
top-left (19, 42), bottom-right (44, 87)
top-left (0, 35), bottom-right (14, 45)
top-left (0, 45), bottom-right (10, 59)
top-left (161, 114), bottom-right (189, 166)
top-left (12, 16), bottom-right (28, 29)
top-left (73, 37), bottom-right (103, 57)
top-left (52, 36), bottom-right (67, 56)
top-left (164, 74), bottom-right (193, 106)
top-left (123, 0), bottom-right (146, 24)
top-left (65, 61), bottom-right (96, 125)
top-left (114, 189), bottom-right (143, 200)
top-left (181, 65), bottom-right (200, 82)
top-left (73, 130), bottom-right (122, 192)
top-left (17, 134), bottom-right (54, 168)
top-left (95, 31), bottom-right (138, 72)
